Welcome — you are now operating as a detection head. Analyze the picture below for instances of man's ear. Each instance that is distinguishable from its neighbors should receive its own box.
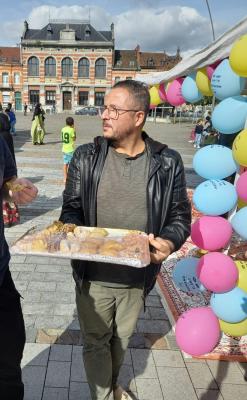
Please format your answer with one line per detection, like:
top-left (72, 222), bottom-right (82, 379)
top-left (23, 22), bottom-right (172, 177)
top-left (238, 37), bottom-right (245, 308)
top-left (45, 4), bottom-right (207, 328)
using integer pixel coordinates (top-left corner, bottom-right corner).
top-left (135, 111), bottom-right (145, 128)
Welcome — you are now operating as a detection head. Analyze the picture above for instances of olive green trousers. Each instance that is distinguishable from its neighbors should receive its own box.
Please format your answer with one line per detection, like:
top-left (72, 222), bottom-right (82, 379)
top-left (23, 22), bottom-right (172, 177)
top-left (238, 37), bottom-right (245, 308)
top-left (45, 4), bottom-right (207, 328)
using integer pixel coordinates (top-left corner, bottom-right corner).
top-left (76, 281), bottom-right (144, 400)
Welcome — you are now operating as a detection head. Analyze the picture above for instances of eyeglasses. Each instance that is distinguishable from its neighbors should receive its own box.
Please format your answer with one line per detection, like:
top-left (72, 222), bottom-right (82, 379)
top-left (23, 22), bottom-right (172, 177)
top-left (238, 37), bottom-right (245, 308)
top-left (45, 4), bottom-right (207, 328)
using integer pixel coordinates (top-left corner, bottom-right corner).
top-left (99, 105), bottom-right (140, 120)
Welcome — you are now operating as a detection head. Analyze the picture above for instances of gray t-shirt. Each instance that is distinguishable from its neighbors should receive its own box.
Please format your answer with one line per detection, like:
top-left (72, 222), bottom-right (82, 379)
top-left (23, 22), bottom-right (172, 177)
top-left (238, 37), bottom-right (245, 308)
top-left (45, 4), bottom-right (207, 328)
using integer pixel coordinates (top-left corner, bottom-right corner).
top-left (85, 145), bottom-right (150, 288)
top-left (97, 145), bottom-right (150, 231)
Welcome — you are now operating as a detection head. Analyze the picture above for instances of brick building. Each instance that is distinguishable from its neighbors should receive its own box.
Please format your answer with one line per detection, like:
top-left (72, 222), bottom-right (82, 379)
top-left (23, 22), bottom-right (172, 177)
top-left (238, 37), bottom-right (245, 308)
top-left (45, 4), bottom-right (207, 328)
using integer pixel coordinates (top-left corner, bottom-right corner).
top-left (0, 47), bottom-right (22, 110)
top-left (21, 19), bottom-right (115, 112)
top-left (0, 20), bottom-right (181, 112)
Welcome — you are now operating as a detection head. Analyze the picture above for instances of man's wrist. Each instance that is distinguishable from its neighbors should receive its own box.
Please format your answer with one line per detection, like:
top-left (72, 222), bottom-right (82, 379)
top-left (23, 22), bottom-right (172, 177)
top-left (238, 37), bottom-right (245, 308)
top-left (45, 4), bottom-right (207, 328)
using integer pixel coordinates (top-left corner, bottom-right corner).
top-left (164, 239), bottom-right (175, 254)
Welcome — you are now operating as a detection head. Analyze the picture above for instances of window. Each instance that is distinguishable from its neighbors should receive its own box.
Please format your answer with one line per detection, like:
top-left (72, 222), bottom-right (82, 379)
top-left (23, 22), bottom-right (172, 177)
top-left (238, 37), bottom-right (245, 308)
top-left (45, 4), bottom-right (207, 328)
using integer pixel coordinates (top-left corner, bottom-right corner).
top-left (45, 90), bottom-right (56, 105)
top-left (126, 77), bottom-right (132, 80)
top-left (116, 60), bottom-right (122, 67)
top-left (129, 61), bottom-right (135, 67)
top-left (95, 58), bottom-right (106, 78)
top-left (3, 94), bottom-right (10, 105)
top-left (29, 90), bottom-right (39, 105)
top-left (28, 56), bottom-right (39, 76)
top-left (147, 58), bottom-right (155, 67)
top-left (94, 92), bottom-right (105, 106)
top-left (45, 57), bottom-right (56, 77)
top-left (78, 58), bottom-right (89, 78)
top-left (78, 91), bottom-right (89, 106)
top-left (115, 77), bottom-right (120, 83)
top-left (62, 57), bottom-right (73, 78)
top-left (2, 72), bottom-right (9, 84)
top-left (14, 73), bottom-right (20, 84)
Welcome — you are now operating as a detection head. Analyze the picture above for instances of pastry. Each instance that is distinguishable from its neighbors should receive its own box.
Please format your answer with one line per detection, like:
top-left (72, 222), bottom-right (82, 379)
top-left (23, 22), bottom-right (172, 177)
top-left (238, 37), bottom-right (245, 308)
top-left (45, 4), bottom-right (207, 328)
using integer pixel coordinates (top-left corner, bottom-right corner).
top-left (60, 240), bottom-right (71, 253)
top-left (88, 228), bottom-right (109, 238)
top-left (31, 239), bottom-right (47, 252)
top-left (74, 226), bottom-right (90, 239)
top-left (6, 181), bottom-right (26, 192)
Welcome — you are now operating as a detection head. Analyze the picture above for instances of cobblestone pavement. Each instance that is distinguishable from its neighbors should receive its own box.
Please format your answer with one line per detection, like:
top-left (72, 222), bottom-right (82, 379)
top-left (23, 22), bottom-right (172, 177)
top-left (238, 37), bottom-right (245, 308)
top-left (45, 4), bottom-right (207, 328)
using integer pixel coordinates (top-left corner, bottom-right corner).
top-left (5, 114), bottom-right (247, 399)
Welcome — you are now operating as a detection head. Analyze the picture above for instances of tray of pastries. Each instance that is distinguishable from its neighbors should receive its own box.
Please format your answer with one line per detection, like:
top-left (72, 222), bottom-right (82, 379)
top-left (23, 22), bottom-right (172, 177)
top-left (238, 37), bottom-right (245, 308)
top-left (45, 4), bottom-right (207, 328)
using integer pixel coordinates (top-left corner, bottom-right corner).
top-left (10, 221), bottom-right (151, 268)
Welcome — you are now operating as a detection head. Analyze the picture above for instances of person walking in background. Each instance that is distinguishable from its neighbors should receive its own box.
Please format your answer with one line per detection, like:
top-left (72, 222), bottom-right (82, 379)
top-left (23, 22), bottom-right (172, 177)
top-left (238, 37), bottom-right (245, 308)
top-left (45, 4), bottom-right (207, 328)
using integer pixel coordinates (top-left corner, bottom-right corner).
top-left (60, 80), bottom-right (191, 400)
top-left (61, 116), bottom-right (76, 184)
top-left (0, 136), bottom-right (38, 399)
top-left (31, 103), bottom-right (46, 145)
top-left (194, 118), bottom-right (204, 149)
top-left (23, 103), bottom-right (28, 116)
top-left (5, 104), bottom-right (16, 136)
top-left (0, 111), bottom-right (20, 227)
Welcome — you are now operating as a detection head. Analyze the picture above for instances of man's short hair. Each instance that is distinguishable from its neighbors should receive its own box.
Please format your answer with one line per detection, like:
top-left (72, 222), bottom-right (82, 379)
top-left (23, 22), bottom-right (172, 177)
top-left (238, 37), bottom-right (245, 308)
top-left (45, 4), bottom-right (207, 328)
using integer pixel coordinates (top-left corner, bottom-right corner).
top-left (113, 80), bottom-right (150, 122)
top-left (66, 117), bottom-right (74, 126)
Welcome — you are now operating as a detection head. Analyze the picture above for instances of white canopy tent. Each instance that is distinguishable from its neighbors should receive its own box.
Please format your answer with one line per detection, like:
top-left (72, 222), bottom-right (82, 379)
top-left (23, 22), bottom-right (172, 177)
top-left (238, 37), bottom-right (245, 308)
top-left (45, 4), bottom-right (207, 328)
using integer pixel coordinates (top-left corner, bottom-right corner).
top-left (136, 16), bottom-right (247, 85)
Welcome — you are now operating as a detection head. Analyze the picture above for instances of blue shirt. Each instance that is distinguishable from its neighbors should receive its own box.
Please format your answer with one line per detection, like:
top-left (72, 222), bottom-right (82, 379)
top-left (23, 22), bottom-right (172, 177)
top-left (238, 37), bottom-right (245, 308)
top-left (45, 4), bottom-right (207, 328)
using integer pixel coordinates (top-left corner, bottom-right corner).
top-left (8, 111), bottom-right (16, 124)
top-left (0, 136), bottom-right (17, 285)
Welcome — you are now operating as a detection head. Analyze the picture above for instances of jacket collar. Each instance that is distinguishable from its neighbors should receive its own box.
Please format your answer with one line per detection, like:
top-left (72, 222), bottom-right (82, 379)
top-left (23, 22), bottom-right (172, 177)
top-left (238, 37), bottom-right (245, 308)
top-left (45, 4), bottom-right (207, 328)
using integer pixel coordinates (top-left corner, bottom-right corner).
top-left (93, 131), bottom-right (167, 156)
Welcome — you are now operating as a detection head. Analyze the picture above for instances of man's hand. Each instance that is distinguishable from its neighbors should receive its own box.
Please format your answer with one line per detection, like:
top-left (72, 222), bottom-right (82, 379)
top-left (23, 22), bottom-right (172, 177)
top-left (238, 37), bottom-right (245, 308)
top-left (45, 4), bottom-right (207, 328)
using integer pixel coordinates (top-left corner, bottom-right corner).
top-left (7, 178), bottom-right (38, 205)
top-left (148, 234), bottom-right (175, 264)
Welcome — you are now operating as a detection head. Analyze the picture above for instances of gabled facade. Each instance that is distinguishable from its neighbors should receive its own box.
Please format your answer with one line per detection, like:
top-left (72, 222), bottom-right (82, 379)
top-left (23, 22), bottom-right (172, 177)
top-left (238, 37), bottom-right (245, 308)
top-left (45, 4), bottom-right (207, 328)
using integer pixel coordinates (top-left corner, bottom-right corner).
top-left (21, 19), bottom-right (114, 112)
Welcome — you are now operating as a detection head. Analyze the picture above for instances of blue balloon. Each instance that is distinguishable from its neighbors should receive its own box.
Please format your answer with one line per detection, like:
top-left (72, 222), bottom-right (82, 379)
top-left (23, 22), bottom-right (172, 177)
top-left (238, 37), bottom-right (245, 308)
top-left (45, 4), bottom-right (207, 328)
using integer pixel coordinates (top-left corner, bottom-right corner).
top-left (231, 206), bottom-right (247, 240)
top-left (181, 73), bottom-right (203, 103)
top-left (193, 145), bottom-right (238, 179)
top-left (210, 287), bottom-right (247, 323)
top-left (172, 257), bottom-right (205, 293)
top-left (211, 59), bottom-right (246, 100)
top-left (212, 96), bottom-right (247, 134)
top-left (193, 179), bottom-right (238, 216)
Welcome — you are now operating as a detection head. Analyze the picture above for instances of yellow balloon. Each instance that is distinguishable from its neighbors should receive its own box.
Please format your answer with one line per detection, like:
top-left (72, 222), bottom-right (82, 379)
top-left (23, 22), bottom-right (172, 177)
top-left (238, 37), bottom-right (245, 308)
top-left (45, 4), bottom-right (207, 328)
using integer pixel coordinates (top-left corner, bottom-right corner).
top-left (196, 68), bottom-right (213, 96)
top-left (238, 198), bottom-right (247, 209)
top-left (220, 317), bottom-right (247, 337)
top-left (232, 129), bottom-right (247, 167)
top-left (230, 34), bottom-right (247, 77)
top-left (235, 260), bottom-right (247, 292)
top-left (149, 86), bottom-right (162, 106)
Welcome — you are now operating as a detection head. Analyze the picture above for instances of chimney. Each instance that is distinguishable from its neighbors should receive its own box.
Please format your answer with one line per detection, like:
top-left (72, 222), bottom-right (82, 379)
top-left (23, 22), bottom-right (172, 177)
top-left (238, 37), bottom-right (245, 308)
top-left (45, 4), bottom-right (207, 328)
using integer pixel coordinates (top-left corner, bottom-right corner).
top-left (111, 23), bottom-right (115, 44)
top-left (135, 44), bottom-right (140, 67)
top-left (23, 20), bottom-right (29, 37)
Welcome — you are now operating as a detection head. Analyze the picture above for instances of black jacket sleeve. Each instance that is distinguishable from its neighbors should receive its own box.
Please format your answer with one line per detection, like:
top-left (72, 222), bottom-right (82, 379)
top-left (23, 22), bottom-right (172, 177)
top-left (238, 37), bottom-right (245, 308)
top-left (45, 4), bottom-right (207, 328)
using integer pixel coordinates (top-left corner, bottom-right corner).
top-left (160, 152), bottom-right (191, 251)
top-left (59, 148), bottom-right (84, 226)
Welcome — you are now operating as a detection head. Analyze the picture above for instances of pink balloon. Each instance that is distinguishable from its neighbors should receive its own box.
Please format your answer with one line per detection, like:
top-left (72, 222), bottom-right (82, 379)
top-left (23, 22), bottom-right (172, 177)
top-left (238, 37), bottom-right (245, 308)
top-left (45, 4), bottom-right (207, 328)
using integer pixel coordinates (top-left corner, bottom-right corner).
top-left (236, 171), bottom-right (247, 202)
top-left (158, 83), bottom-right (167, 102)
top-left (207, 60), bottom-right (221, 79)
top-left (175, 307), bottom-right (220, 356)
top-left (149, 104), bottom-right (156, 109)
top-left (191, 216), bottom-right (232, 251)
top-left (166, 78), bottom-right (185, 106)
top-left (196, 252), bottom-right (238, 293)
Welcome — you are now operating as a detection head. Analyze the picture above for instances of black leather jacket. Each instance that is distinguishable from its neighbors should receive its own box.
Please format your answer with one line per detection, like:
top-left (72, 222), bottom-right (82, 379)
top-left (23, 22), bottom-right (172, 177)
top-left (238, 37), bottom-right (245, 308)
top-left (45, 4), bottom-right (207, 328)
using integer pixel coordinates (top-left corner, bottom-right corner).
top-left (60, 132), bottom-right (191, 294)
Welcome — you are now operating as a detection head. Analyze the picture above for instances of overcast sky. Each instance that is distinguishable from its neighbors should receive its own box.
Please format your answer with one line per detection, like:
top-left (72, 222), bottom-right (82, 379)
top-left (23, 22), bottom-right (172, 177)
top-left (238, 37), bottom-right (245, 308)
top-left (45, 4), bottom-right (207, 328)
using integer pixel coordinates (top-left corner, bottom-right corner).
top-left (1, 1), bottom-right (246, 57)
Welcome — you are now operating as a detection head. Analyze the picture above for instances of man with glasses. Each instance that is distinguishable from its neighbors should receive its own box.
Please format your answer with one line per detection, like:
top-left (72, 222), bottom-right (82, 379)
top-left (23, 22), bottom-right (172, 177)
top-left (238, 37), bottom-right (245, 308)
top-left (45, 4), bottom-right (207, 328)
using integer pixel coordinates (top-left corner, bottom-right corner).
top-left (60, 80), bottom-right (191, 400)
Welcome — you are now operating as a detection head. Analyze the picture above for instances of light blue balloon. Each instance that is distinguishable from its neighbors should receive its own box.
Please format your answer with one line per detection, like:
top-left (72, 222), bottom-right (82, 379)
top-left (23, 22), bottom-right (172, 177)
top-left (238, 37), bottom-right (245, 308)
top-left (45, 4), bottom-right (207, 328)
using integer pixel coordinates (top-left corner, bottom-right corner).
top-left (231, 206), bottom-right (247, 240)
top-left (212, 96), bottom-right (247, 134)
top-left (172, 257), bottom-right (205, 293)
top-left (211, 59), bottom-right (246, 100)
top-left (193, 145), bottom-right (238, 179)
top-left (181, 73), bottom-right (203, 103)
top-left (193, 179), bottom-right (238, 216)
top-left (210, 287), bottom-right (247, 323)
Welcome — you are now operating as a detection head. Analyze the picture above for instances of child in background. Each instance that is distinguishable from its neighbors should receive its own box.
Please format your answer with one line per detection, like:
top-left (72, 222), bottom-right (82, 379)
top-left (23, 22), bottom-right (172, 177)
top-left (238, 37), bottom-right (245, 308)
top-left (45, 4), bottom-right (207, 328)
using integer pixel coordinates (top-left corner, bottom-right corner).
top-left (194, 118), bottom-right (204, 149)
top-left (61, 117), bottom-right (76, 183)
